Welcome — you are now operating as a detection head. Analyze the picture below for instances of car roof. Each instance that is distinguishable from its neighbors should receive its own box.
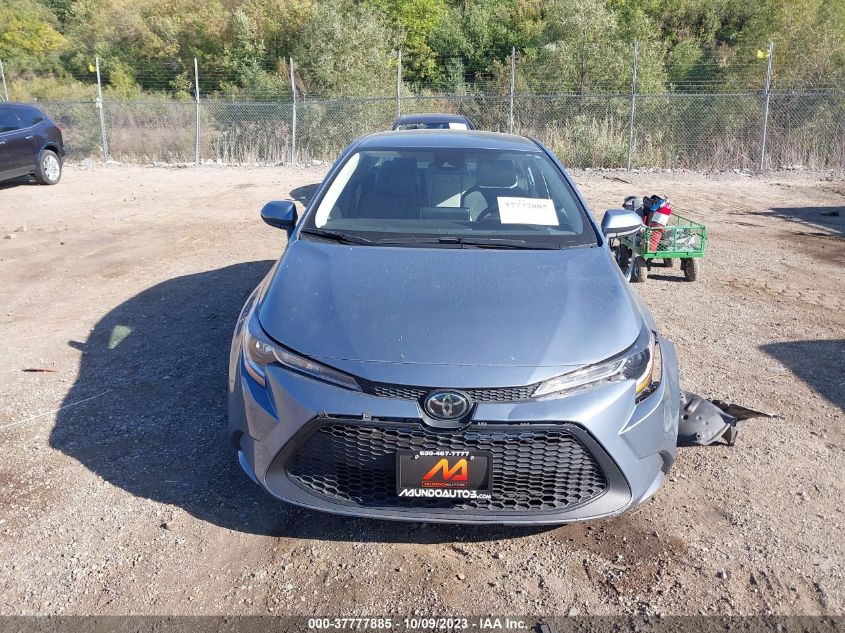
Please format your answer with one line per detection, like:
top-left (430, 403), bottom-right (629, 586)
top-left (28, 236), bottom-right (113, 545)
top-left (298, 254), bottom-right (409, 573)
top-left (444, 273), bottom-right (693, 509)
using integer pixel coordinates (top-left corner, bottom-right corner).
top-left (0, 102), bottom-right (43, 112)
top-left (357, 129), bottom-right (540, 152)
top-left (393, 113), bottom-right (470, 124)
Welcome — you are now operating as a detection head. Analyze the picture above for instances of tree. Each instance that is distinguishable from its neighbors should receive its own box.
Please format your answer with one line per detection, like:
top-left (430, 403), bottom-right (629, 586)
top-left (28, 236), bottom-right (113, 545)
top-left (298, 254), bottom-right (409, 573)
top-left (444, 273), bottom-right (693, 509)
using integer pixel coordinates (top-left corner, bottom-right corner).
top-left (222, 9), bottom-right (266, 79)
top-left (0, 0), bottom-right (67, 72)
top-left (736, 0), bottom-right (845, 89)
top-left (365, 0), bottom-right (446, 85)
top-left (1, 0), bottom-right (841, 100)
top-left (292, 0), bottom-right (396, 96)
top-left (423, 0), bottom-right (543, 91)
top-left (61, 0), bottom-right (230, 93)
top-left (515, 0), bottom-right (629, 93)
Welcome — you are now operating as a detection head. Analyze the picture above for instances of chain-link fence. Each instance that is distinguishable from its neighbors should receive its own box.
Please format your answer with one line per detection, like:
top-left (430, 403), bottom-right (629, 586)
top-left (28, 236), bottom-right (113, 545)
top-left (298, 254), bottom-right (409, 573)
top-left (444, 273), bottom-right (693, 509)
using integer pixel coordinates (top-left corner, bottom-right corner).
top-left (8, 45), bottom-right (843, 171)
top-left (33, 90), bottom-right (843, 170)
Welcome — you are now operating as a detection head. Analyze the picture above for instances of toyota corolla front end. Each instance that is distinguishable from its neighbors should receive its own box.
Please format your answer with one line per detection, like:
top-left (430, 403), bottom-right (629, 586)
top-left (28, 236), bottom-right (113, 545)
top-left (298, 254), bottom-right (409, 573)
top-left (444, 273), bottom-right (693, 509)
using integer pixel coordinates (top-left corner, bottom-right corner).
top-left (228, 130), bottom-right (681, 524)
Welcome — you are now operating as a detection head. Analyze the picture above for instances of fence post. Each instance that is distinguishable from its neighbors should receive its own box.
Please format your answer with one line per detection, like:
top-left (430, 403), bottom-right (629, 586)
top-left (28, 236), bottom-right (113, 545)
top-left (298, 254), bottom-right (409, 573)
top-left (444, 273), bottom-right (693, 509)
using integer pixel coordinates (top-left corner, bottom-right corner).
top-left (627, 40), bottom-right (639, 170)
top-left (396, 49), bottom-right (402, 118)
top-left (0, 60), bottom-right (8, 102)
top-left (758, 41), bottom-right (774, 172)
top-left (509, 47), bottom-right (515, 134)
top-left (194, 57), bottom-right (201, 165)
top-left (290, 56), bottom-right (297, 165)
top-left (94, 56), bottom-right (110, 162)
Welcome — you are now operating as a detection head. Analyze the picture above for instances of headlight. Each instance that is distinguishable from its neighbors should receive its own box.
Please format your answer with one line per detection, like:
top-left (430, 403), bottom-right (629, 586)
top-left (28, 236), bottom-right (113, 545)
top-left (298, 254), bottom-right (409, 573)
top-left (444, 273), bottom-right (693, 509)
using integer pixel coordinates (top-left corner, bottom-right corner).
top-left (241, 303), bottom-right (361, 392)
top-left (533, 328), bottom-right (658, 401)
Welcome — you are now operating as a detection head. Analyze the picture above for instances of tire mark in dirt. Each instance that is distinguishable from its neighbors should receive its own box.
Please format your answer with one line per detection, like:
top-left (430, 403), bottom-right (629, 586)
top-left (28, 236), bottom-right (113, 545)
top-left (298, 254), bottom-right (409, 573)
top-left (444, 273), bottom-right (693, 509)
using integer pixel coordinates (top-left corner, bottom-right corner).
top-left (553, 514), bottom-right (689, 611)
top-left (717, 273), bottom-right (845, 311)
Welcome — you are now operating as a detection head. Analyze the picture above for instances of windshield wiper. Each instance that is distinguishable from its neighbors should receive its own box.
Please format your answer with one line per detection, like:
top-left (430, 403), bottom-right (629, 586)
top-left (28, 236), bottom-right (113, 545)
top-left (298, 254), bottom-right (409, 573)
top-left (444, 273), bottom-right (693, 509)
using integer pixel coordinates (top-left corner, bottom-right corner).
top-left (299, 228), bottom-right (375, 245)
top-left (302, 231), bottom-right (561, 249)
top-left (431, 236), bottom-right (560, 250)
top-left (373, 236), bottom-right (559, 249)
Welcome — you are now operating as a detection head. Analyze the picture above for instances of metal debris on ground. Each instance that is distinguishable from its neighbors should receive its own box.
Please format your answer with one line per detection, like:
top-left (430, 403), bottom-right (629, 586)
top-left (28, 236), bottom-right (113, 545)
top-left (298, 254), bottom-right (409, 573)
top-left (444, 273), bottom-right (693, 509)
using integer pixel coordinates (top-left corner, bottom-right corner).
top-left (678, 391), bottom-right (774, 446)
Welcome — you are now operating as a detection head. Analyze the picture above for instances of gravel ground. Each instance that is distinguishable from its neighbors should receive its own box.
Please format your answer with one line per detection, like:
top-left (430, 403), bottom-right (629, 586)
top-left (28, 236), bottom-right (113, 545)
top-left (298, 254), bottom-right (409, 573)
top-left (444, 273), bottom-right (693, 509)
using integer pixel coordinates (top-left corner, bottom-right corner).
top-left (0, 164), bottom-right (842, 617)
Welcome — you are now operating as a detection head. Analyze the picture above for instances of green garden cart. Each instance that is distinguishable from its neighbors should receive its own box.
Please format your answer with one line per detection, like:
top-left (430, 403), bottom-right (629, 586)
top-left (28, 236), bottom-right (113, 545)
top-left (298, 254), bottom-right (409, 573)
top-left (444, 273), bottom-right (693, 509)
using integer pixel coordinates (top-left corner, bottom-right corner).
top-left (617, 213), bottom-right (707, 283)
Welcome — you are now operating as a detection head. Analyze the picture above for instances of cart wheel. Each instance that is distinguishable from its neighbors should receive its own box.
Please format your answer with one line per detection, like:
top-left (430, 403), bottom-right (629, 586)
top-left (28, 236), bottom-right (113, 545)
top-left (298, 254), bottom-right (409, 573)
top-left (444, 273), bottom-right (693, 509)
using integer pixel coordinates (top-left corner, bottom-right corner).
top-left (683, 258), bottom-right (701, 281)
top-left (634, 257), bottom-right (648, 283)
top-left (663, 258), bottom-right (675, 268)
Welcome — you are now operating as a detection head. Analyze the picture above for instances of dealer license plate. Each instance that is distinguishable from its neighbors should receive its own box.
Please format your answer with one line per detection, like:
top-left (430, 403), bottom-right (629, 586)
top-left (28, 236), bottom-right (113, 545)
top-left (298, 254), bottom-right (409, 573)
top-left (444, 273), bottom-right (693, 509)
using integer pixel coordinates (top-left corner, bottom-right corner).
top-left (396, 450), bottom-right (492, 500)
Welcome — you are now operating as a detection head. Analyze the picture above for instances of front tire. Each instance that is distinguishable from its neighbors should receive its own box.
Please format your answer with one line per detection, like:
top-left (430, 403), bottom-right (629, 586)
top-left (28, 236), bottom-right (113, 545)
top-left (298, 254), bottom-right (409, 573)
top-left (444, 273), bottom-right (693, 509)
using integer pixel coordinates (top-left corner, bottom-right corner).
top-left (35, 150), bottom-right (62, 185)
top-left (616, 243), bottom-right (631, 269)
top-left (633, 256), bottom-right (649, 283)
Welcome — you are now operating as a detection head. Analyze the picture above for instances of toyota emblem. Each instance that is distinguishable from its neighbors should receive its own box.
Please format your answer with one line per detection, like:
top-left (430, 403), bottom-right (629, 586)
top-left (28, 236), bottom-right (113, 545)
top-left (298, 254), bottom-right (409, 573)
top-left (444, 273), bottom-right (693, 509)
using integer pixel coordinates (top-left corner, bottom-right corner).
top-left (423, 390), bottom-right (471, 420)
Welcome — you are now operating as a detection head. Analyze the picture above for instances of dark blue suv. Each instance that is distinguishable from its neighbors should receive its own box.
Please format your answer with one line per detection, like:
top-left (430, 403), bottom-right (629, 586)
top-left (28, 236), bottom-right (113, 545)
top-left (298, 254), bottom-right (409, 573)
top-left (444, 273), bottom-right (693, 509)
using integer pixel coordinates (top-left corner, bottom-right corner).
top-left (0, 103), bottom-right (65, 185)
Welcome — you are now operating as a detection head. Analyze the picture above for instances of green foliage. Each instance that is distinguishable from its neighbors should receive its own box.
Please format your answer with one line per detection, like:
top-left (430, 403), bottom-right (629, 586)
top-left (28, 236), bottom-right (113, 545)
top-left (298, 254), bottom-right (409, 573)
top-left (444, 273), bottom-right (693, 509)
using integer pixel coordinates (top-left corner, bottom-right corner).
top-left (430, 1), bottom-right (536, 72)
top-left (292, 0), bottom-right (397, 96)
top-left (0, 0), bottom-right (67, 72)
top-left (0, 0), bottom-right (840, 100)
top-left (43, 0), bottom-right (77, 23)
top-left (225, 8), bottom-right (267, 77)
top-left (365, 0), bottom-right (446, 83)
top-left (57, 0), bottom-right (229, 93)
top-left (736, 0), bottom-right (845, 88)
top-left (538, 0), bottom-right (630, 92)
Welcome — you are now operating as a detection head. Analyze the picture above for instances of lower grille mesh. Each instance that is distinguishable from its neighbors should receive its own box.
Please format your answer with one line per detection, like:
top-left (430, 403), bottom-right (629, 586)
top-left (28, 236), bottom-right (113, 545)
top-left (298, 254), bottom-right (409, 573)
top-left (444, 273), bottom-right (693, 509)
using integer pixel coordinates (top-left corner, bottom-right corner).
top-left (287, 422), bottom-right (608, 512)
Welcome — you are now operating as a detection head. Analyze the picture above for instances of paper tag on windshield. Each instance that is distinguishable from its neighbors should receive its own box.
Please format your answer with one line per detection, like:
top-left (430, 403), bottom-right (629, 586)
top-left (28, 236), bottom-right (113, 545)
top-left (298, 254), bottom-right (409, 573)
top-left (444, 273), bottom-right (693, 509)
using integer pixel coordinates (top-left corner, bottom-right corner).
top-left (497, 197), bottom-right (559, 225)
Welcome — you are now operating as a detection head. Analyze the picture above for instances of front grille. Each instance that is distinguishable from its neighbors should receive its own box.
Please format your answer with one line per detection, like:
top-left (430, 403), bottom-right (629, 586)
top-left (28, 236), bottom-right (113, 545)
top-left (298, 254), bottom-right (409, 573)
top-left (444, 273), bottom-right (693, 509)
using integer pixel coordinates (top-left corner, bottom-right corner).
top-left (360, 381), bottom-right (538, 402)
top-left (286, 422), bottom-right (608, 512)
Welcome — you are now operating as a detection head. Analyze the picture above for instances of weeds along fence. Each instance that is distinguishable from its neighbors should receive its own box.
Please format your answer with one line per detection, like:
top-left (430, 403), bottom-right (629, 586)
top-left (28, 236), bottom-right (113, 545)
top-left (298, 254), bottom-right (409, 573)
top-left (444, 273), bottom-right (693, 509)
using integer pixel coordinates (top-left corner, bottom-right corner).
top-left (32, 90), bottom-right (844, 170)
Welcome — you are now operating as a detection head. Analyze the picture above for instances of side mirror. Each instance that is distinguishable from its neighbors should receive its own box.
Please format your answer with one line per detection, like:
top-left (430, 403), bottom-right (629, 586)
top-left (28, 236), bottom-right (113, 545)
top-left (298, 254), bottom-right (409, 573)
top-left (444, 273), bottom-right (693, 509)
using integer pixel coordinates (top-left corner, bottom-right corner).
top-left (601, 208), bottom-right (643, 238)
top-left (260, 200), bottom-right (297, 230)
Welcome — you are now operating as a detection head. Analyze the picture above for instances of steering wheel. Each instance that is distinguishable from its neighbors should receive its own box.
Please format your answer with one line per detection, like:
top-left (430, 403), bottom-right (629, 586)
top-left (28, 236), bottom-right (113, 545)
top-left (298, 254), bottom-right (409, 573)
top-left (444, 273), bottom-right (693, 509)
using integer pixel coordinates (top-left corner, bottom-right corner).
top-left (475, 205), bottom-right (499, 223)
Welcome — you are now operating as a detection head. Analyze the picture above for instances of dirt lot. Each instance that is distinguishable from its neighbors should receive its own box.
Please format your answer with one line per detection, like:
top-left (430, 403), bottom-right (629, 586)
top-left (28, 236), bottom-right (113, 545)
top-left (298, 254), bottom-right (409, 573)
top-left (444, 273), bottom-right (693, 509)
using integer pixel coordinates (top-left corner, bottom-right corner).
top-left (0, 164), bottom-right (843, 617)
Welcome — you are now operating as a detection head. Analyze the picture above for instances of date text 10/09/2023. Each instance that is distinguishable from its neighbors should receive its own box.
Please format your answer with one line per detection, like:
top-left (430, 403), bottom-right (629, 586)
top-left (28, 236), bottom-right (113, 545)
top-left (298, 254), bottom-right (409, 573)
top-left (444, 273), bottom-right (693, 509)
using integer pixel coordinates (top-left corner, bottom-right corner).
top-left (307, 617), bottom-right (531, 630)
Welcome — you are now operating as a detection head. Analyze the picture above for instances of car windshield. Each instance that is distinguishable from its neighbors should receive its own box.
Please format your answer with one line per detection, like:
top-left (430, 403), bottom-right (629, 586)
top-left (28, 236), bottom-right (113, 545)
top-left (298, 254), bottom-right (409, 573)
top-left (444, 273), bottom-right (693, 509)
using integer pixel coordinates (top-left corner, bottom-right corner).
top-left (306, 147), bottom-right (598, 248)
top-left (395, 122), bottom-right (468, 130)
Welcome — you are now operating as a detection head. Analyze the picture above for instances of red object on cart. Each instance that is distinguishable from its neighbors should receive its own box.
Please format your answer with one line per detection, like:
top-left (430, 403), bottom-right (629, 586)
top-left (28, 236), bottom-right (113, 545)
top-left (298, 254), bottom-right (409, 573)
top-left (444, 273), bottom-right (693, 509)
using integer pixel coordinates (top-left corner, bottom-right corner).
top-left (645, 197), bottom-right (672, 251)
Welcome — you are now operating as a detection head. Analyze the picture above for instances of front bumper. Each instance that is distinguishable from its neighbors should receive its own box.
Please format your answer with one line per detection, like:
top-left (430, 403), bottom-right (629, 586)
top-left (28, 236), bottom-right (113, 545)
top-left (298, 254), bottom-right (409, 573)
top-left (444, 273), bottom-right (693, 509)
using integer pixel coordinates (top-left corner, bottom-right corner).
top-left (228, 337), bottom-right (680, 525)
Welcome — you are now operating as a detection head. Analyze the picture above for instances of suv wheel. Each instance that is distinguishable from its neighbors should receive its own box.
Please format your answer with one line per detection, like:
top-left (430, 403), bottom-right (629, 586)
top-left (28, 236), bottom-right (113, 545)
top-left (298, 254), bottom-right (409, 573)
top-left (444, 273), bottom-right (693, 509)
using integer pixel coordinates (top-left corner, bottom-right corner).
top-left (35, 150), bottom-right (62, 185)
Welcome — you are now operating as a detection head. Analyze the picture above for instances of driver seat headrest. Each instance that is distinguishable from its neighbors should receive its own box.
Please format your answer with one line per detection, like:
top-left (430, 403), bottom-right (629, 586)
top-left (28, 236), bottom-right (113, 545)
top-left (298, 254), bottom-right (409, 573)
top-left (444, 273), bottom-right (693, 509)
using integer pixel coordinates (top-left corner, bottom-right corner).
top-left (476, 159), bottom-right (518, 188)
top-left (375, 158), bottom-right (419, 195)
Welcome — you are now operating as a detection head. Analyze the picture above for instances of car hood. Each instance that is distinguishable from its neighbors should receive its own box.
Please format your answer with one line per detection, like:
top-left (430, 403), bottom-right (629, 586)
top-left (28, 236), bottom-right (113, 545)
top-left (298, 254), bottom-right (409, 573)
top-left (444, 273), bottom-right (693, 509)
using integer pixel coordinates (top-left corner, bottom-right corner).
top-left (258, 239), bottom-right (642, 371)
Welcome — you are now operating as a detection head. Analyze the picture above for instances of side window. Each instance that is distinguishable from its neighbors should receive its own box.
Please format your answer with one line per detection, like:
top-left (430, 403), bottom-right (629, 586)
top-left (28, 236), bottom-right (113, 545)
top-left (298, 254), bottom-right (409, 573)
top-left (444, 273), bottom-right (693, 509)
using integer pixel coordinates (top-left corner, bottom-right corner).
top-left (314, 152), bottom-right (362, 227)
top-left (23, 108), bottom-right (44, 127)
top-left (0, 108), bottom-right (22, 133)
